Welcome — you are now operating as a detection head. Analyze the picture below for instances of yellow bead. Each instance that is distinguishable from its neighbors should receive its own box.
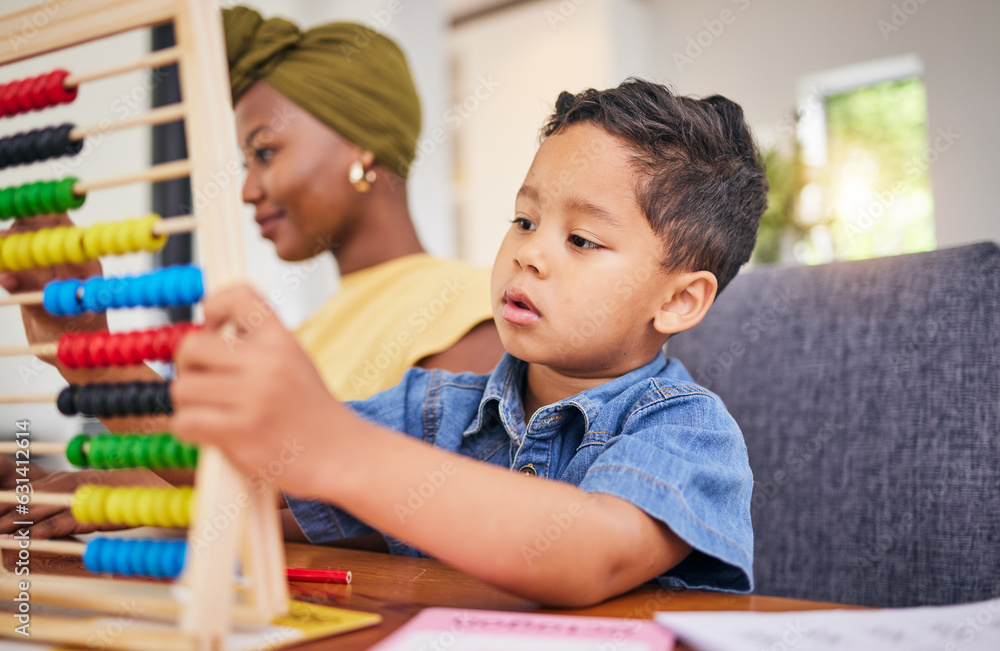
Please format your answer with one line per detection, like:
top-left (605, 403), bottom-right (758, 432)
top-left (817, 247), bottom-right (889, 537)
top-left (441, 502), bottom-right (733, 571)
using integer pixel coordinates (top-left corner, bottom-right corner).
top-left (2, 234), bottom-right (24, 272)
top-left (137, 214), bottom-right (167, 252)
top-left (30, 230), bottom-right (52, 268)
top-left (113, 219), bottom-right (135, 254)
top-left (15, 233), bottom-right (32, 270)
top-left (82, 223), bottom-right (105, 259)
top-left (102, 221), bottom-right (121, 255)
top-left (104, 486), bottom-right (128, 523)
top-left (63, 227), bottom-right (87, 264)
top-left (0, 238), bottom-right (6, 273)
top-left (137, 488), bottom-right (158, 525)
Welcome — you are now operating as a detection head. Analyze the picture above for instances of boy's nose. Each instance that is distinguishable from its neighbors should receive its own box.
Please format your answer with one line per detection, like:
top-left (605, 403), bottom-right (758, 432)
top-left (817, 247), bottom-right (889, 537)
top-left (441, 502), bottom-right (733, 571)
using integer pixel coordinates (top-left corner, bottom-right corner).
top-left (514, 236), bottom-right (549, 277)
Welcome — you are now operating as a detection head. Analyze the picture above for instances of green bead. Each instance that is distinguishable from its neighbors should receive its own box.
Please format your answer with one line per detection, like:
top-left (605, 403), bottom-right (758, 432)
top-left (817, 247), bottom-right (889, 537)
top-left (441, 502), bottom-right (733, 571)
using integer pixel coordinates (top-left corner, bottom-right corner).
top-left (0, 187), bottom-right (14, 219)
top-left (57, 177), bottom-right (84, 211)
top-left (147, 434), bottom-right (168, 468)
top-left (88, 434), bottom-right (108, 469)
top-left (181, 442), bottom-right (198, 468)
top-left (38, 180), bottom-right (58, 214)
top-left (65, 434), bottom-right (89, 468)
top-left (163, 435), bottom-right (184, 468)
top-left (23, 182), bottom-right (43, 216)
top-left (122, 435), bottom-right (143, 467)
top-left (12, 183), bottom-right (33, 218)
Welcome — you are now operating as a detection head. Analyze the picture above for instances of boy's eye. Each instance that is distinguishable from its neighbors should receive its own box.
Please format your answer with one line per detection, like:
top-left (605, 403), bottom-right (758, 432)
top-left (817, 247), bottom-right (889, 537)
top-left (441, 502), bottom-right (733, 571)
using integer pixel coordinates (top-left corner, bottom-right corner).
top-left (253, 147), bottom-right (274, 164)
top-left (569, 234), bottom-right (601, 249)
top-left (511, 217), bottom-right (535, 231)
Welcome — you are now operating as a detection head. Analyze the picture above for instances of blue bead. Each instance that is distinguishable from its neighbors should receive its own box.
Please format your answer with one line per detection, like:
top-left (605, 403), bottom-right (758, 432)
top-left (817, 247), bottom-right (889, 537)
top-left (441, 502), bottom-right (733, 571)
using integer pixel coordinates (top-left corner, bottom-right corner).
top-left (109, 276), bottom-right (131, 309)
top-left (126, 274), bottom-right (147, 308)
top-left (184, 267), bottom-right (204, 304)
top-left (81, 277), bottom-right (108, 312)
top-left (166, 540), bottom-right (186, 578)
top-left (162, 267), bottom-right (182, 305)
top-left (58, 280), bottom-right (82, 316)
top-left (132, 540), bottom-right (155, 576)
top-left (146, 268), bottom-right (168, 307)
top-left (43, 281), bottom-right (65, 315)
top-left (100, 538), bottom-right (124, 575)
top-left (83, 538), bottom-right (105, 573)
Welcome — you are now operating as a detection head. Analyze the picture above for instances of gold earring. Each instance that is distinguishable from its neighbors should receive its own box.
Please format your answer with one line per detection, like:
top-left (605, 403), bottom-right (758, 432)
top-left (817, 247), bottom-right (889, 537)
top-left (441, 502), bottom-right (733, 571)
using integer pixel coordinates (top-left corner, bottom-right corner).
top-left (349, 160), bottom-right (376, 193)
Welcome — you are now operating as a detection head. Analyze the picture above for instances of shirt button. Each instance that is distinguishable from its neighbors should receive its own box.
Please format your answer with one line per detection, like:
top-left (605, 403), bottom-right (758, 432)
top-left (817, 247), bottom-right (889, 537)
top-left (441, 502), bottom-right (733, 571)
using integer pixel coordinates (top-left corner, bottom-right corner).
top-left (518, 464), bottom-right (537, 476)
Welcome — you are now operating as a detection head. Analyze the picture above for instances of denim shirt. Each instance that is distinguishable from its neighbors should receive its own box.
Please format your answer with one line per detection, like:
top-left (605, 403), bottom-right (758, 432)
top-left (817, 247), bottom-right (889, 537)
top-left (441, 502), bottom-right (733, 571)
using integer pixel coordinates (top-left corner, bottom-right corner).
top-left (285, 352), bottom-right (754, 593)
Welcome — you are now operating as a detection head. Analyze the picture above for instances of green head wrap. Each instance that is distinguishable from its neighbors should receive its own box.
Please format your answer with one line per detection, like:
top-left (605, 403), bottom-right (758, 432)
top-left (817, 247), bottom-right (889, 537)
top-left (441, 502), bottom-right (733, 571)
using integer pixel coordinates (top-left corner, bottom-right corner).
top-left (224, 6), bottom-right (421, 179)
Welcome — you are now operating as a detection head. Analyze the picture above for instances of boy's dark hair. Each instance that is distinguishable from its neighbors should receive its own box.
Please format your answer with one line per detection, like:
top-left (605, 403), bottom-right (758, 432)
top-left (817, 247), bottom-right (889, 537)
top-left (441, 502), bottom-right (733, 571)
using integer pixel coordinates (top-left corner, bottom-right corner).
top-left (542, 78), bottom-right (767, 294)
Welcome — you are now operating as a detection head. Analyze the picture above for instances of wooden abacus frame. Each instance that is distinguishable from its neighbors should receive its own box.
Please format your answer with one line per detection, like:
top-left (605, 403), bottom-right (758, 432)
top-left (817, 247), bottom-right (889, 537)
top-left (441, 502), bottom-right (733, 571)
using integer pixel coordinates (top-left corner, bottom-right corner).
top-left (0, 0), bottom-right (288, 648)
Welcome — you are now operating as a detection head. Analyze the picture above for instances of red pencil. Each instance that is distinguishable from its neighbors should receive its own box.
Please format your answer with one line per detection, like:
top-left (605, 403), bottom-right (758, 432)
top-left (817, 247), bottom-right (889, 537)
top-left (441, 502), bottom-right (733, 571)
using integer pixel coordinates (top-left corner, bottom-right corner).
top-left (285, 568), bottom-right (352, 584)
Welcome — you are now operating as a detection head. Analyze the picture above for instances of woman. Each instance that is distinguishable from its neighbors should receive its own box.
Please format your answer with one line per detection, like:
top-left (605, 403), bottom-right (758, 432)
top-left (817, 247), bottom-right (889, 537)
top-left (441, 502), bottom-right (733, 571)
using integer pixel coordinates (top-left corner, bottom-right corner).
top-left (225, 6), bottom-right (504, 399)
top-left (0, 7), bottom-right (504, 538)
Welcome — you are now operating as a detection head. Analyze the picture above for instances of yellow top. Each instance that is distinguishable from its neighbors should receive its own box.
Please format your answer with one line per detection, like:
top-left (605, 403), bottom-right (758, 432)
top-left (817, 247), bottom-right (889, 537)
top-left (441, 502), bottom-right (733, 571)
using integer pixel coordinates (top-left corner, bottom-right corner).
top-left (295, 253), bottom-right (494, 401)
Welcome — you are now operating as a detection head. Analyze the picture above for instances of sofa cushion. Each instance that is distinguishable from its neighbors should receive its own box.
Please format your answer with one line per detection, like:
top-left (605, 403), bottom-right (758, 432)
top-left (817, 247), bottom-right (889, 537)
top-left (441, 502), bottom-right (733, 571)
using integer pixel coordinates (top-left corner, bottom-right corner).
top-left (666, 242), bottom-right (1000, 607)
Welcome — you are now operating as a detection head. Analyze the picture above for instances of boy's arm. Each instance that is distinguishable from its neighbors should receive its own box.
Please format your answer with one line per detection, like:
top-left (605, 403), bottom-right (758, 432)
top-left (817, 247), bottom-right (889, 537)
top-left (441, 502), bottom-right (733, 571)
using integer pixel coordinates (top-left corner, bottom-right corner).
top-left (313, 419), bottom-right (692, 605)
top-left (172, 285), bottom-right (691, 606)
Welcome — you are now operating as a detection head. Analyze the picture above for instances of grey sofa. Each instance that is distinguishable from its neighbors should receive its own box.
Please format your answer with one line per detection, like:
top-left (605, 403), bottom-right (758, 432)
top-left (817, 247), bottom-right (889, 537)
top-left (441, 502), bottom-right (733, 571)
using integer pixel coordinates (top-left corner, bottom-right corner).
top-left (667, 242), bottom-right (1000, 608)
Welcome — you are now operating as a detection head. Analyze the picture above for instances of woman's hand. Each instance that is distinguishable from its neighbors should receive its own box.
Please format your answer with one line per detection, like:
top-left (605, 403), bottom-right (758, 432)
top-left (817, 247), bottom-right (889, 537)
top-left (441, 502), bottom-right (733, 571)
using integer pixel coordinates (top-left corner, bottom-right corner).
top-left (0, 215), bottom-right (108, 370)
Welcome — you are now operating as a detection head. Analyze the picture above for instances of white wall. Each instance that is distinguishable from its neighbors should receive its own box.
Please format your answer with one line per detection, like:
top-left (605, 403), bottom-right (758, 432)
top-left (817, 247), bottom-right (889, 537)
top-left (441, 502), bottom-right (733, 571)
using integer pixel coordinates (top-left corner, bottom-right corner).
top-left (451, 0), bottom-right (654, 267)
top-left (450, 0), bottom-right (1000, 260)
top-left (646, 0), bottom-right (1000, 250)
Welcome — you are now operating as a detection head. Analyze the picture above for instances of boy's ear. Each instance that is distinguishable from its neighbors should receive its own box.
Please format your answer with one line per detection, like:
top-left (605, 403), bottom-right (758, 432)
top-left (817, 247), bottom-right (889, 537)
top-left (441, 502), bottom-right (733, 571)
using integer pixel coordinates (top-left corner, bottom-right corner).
top-left (653, 271), bottom-right (718, 336)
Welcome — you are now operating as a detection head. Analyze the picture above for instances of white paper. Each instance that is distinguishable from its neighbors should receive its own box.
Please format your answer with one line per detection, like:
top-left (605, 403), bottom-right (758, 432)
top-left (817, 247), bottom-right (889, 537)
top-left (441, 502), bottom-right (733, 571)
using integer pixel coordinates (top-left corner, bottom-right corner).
top-left (656, 597), bottom-right (1000, 651)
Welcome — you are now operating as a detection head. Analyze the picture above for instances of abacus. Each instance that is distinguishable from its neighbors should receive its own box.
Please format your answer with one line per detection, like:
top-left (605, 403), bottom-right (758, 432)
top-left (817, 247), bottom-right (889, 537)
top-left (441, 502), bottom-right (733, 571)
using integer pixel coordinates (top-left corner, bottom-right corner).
top-left (0, 0), bottom-right (343, 648)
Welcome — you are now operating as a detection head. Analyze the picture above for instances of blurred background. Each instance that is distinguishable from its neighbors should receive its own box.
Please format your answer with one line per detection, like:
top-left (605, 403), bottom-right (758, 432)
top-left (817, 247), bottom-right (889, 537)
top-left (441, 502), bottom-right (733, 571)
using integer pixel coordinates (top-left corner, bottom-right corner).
top-left (1, 0), bottom-right (997, 442)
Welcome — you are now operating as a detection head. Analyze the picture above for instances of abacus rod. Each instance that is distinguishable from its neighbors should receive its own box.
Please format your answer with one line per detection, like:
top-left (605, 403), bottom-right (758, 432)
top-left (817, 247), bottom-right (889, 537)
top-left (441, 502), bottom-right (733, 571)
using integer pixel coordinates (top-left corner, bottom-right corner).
top-left (63, 46), bottom-right (182, 88)
top-left (0, 392), bottom-right (54, 404)
top-left (0, 441), bottom-right (63, 455)
top-left (154, 214), bottom-right (197, 235)
top-left (0, 343), bottom-right (56, 358)
top-left (0, 538), bottom-right (84, 555)
top-left (70, 103), bottom-right (187, 141)
top-left (74, 159), bottom-right (192, 195)
top-left (0, 490), bottom-right (73, 506)
top-left (0, 291), bottom-right (43, 307)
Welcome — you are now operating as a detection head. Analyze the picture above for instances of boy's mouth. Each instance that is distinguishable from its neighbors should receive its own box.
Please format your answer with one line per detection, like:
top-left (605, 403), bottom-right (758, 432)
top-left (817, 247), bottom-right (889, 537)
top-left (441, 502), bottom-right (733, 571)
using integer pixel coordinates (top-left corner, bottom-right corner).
top-left (502, 288), bottom-right (541, 326)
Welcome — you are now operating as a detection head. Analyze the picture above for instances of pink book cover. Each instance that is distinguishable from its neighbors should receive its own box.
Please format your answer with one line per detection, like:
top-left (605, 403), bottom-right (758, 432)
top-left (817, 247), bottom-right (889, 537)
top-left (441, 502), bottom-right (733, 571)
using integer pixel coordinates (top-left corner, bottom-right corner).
top-left (371, 607), bottom-right (676, 651)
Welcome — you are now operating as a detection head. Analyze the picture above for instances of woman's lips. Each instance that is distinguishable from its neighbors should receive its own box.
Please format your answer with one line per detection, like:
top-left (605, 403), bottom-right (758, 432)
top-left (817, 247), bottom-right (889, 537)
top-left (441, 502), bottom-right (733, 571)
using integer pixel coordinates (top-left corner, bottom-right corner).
top-left (257, 214), bottom-right (283, 239)
top-left (502, 289), bottom-right (540, 326)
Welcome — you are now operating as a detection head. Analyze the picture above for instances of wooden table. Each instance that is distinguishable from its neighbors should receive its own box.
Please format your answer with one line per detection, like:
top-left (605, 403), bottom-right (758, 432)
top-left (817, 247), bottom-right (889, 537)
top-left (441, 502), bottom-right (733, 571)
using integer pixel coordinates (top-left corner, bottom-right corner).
top-left (5, 543), bottom-right (853, 650)
top-left (280, 543), bottom-right (852, 650)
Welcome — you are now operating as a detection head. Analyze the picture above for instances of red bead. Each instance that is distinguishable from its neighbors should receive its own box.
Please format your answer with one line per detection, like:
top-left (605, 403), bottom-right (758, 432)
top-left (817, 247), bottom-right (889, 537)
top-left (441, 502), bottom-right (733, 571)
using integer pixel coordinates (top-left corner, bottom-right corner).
top-left (57, 334), bottom-right (75, 368)
top-left (29, 74), bottom-right (49, 109)
top-left (166, 324), bottom-right (192, 359)
top-left (137, 329), bottom-right (156, 360)
top-left (88, 331), bottom-right (110, 367)
top-left (0, 82), bottom-right (20, 116)
top-left (46, 69), bottom-right (77, 105)
top-left (105, 333), bottom-right (126, 366)
top-left (152, 326), bottom-right (173, 360)
top-left (14, 79), bottom-right (36, 112)
top-left (69, 333), bottom-right (90, 368)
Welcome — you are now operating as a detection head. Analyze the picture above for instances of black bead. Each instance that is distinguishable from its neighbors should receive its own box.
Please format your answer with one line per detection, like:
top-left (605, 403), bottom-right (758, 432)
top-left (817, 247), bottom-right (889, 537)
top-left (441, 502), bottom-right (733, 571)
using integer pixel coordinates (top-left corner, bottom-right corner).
top-left (104, 384), bottom-right (125, 417)
top-left (56, 386), bottom-right (77, 415)
top-left (121, 381), bottom-right (143, 416)
top-left (23, 129), bottom-right (42, 160)
top-left (0, 136), bottom-right (12, 168)
top-left (157, 380), bottom-right (173, 415)
top-left (138, 383), bottom-right (158, 414)
top-left (34, 126), bottom-right (56, 159)
top-left (7, 133), bottom-right (29, 166)
top-left (59, 124), bottom-right (82, 157)
top-left (75, 384), bottom-right (99, 417)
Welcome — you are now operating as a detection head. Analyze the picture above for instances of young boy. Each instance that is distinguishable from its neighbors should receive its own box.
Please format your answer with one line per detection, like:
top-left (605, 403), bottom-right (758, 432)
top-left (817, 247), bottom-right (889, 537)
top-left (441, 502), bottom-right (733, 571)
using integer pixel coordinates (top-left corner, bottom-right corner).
top-left (172, 79), bottom-right (768, 606)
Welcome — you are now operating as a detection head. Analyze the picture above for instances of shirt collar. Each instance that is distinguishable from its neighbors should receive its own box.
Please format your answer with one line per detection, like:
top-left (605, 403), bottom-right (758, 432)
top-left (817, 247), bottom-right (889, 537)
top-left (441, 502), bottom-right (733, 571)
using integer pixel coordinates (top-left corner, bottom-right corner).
top-left (462, 351), bottom-right (669, 438)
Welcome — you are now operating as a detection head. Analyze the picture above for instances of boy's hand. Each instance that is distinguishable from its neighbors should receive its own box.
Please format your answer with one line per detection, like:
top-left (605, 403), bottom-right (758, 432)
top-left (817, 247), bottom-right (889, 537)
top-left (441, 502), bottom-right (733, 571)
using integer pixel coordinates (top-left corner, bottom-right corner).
top-left (171, 283), bottom-right (343, 497)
